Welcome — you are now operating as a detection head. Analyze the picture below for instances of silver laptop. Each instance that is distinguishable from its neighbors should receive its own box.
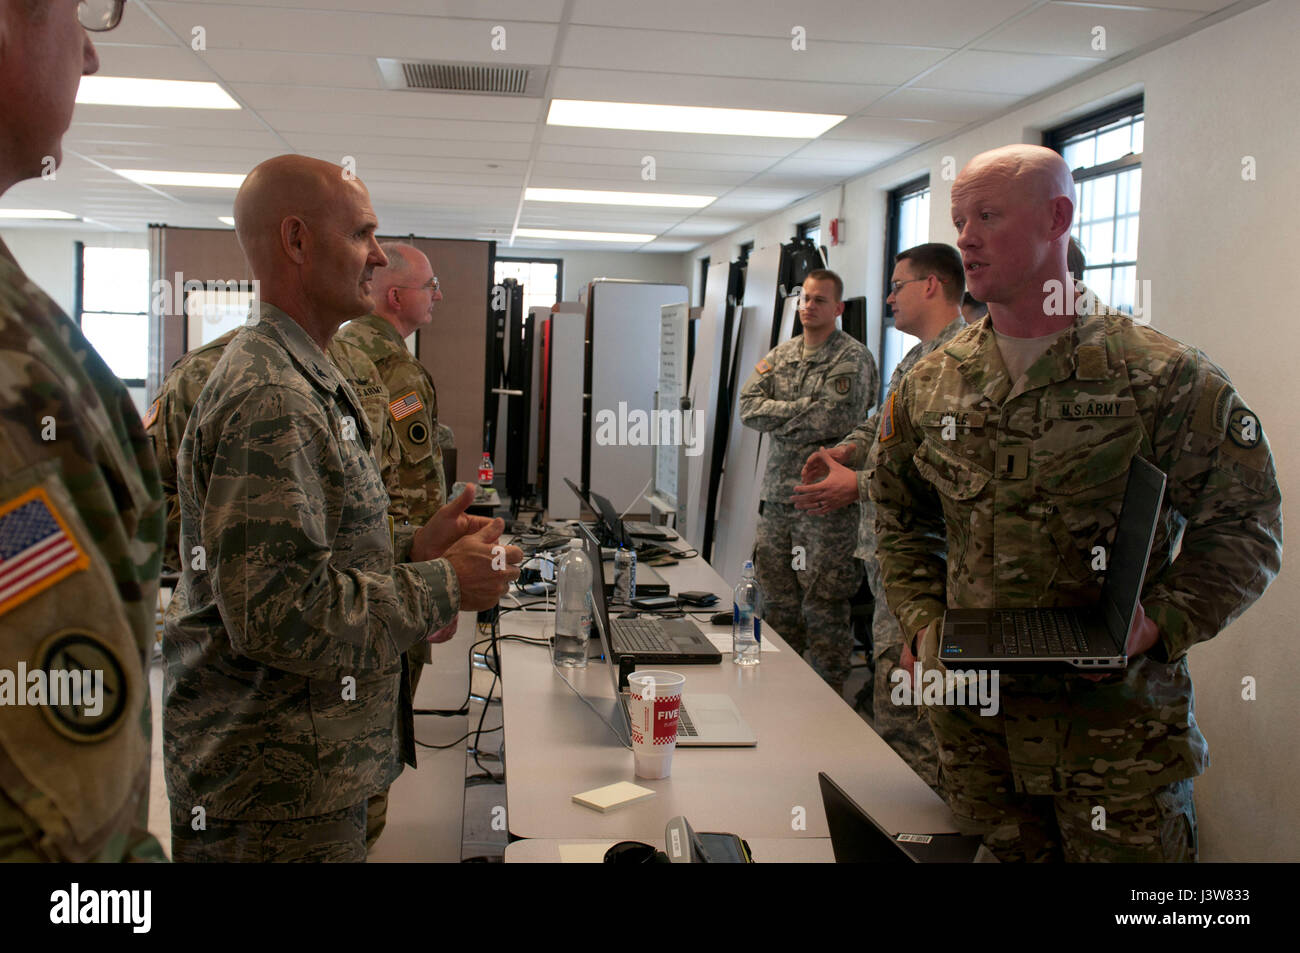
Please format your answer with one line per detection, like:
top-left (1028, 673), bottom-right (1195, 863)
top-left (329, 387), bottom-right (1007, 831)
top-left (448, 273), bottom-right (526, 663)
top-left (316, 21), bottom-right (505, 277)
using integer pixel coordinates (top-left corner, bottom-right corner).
top-left (583, 532), bottom-right (756, 747)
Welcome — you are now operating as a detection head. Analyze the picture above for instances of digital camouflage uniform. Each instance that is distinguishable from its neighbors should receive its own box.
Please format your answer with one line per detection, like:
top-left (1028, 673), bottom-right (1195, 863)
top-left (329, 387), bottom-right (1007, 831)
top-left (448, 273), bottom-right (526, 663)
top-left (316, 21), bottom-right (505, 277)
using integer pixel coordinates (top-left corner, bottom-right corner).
top-left (330, 313), bottom-right (448, 849)
top-left (870, 304), bottom-right (1282, 862)
top-left (740, 329), bottom-right (876, 691)
top-left (0, 240), bottom-right (165, 862)
top-left (164, 303), bottom-right (460, 862)
top-left (145, 328), bottom-right (238, 575)
top-left (838, 315), bottom-right (965, 792)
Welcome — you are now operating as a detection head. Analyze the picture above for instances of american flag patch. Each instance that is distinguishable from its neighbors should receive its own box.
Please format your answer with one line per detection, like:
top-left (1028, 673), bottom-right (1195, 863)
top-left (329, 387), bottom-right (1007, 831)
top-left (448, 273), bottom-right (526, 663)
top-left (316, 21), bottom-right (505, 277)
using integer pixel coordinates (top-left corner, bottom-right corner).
top-left (389, 391), bottom-right (424, 422)
top-left (0, 488), bottom-right (90, 617)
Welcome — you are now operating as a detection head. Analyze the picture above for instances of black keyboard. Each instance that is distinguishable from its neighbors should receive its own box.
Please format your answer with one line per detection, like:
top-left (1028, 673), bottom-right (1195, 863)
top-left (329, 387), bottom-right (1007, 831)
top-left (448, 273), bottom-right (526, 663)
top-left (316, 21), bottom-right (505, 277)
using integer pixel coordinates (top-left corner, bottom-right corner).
top-left (677, 703), bottom-right (698, 738)
top-left (995, 609), bottom-right (1088, 656)
top-left (613, 618), bottom-right (675, 653)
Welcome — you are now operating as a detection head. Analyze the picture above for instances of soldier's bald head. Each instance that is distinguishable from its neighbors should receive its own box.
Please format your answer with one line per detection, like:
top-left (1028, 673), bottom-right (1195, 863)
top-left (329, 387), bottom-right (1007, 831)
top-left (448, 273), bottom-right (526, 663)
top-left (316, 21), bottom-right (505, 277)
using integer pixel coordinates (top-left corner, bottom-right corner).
top-left (234, 155), bottom-right (367, 275)
top-left (953, 144), bottom-right (1076, 220)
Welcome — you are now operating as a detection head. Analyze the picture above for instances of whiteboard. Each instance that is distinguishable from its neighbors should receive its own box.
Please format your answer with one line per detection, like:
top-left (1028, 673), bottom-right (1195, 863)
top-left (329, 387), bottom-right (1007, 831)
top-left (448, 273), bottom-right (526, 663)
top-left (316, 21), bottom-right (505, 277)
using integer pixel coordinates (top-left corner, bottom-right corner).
top-left (655, 301), bottom-right (689, 508)
top-left (588, 280), bottom-right (689, 514)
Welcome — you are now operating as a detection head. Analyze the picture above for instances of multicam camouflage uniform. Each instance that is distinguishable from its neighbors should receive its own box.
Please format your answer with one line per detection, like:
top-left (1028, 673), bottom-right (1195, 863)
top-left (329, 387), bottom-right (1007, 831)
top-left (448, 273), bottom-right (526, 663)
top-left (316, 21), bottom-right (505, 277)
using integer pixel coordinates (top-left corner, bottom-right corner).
top-left (740, 329), bottom-right (876, 692)
top-left (0, 240), bottom-right (165, 861)
top-left (870, 303), bottom-right (1282, 862)
top-left (145, 328), bottom-right (238, 575)
top-left (837, 315), bottom-right (965, 792)
top-left (330, 313), bottom-right (448, 849)
top-left (164, 303), bottom-right (460, 862)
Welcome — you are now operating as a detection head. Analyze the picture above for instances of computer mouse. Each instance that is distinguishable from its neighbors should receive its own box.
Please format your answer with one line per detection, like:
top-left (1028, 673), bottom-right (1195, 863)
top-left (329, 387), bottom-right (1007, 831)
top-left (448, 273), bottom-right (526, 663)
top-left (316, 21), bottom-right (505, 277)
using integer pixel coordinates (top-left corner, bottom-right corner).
top-left (710, 611), bottom-right (734, 627)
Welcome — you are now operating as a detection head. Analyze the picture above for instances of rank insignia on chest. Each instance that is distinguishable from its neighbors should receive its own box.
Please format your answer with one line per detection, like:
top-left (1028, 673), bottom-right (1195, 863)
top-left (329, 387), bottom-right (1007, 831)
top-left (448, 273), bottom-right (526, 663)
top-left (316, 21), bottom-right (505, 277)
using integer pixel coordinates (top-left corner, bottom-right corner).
top-left (0, 488), bottom-right (90, 617)
top-left (755, 358), bottom-right (773, 374)
top-left (389, 390), bottom-right (424, 421)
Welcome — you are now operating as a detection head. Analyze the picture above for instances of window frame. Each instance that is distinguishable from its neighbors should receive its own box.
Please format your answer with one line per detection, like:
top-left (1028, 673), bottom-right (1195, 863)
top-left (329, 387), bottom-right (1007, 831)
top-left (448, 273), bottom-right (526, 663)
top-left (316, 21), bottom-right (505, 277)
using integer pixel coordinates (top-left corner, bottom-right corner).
top-left (879, 175), bottom-right (930, 402)
top-left (77, 241), bottom-right (148, 389)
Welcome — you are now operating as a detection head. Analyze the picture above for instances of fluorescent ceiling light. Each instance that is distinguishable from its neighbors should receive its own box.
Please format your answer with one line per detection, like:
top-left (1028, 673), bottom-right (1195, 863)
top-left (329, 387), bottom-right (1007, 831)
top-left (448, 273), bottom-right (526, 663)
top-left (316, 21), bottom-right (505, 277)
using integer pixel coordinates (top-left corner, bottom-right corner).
top-left (516, 228), bottom-right (655, 243)
top-left (218, 216), bottom-right (236, 226)
top-left (547, 99), bottom-right (844, 138)
top-left (525, 187), bottom-right (714, 208)
top-left (0, 209), bottom-right (77, 220)
top-left (115, 170), bottom-right (246, 189)
top-left (77, 77), bottom-right (241, 110)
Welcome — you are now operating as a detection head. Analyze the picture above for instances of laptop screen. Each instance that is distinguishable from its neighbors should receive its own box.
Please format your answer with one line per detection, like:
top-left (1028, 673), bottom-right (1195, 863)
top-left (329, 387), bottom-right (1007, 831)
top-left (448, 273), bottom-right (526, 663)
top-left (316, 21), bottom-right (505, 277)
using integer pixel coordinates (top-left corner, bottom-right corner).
top-left (578, 524), bottom-right (624, 699)
top-left (1099, 457), bottom-right (1166, 644)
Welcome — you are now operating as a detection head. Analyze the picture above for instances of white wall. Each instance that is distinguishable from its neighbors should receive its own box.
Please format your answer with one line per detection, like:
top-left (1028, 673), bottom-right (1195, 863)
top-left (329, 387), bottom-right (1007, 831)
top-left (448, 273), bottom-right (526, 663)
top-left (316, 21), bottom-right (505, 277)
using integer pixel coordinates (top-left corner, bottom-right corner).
top-left (555, 249), bottom-right (685, 300)
top-left (685, 0), bottom-right (1300, 861)
top-left (0, 227), bottom-right (147, 318)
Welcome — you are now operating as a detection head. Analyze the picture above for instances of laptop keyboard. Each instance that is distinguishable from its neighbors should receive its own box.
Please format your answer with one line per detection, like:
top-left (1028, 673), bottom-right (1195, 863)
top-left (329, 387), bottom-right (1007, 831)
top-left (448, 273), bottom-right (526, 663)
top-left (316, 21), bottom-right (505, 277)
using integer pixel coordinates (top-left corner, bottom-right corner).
top-left (677, 703), bottom-right (698, 738)
top-left (996, 609), bottom-right (1088, 656)
top-left (613, 618), bottom-right (676, 653)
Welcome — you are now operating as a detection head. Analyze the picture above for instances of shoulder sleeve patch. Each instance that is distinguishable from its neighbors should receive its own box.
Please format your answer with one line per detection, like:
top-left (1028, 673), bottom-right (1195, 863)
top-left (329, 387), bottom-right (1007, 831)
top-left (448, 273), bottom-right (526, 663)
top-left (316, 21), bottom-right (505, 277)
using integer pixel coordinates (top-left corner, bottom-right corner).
top-left (0, 487), bottom-right (90, 617)
top-left (879, 391), bottom-right (897, 444)
top-left (755, 358), bottom-right (773, 375)
top-left (141, 397), bottom-right (160, 430)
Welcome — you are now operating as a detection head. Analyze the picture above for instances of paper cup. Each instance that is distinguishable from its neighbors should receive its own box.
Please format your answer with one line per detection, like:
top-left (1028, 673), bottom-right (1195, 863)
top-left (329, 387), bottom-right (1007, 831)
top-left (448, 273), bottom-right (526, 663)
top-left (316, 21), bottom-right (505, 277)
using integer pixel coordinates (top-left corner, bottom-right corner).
top-left (626, 670), bottom-right (685, 779)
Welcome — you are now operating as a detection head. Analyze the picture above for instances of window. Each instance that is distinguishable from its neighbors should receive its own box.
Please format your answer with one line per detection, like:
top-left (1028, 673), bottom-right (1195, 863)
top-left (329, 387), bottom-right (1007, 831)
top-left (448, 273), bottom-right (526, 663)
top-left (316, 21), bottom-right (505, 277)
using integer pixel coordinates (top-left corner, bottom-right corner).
top-left (494, 257), bottom-right (562, 314)
top-left (698, 256), bottom-right (710, 306)
top-left (78, 245), bottom-right (149, 409)
top-left (797, 216), bottom-right (821, 249)
top-left (879, 176), bottom-right (930, 401)
top-left (1046, 96), bottom-right (1143, 314)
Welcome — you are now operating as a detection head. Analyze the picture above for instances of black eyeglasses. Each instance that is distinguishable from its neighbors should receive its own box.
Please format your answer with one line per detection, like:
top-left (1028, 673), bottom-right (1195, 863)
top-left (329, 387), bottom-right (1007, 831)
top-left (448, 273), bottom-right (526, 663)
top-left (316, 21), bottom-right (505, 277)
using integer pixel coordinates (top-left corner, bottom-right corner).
top-left (889, 276), bottom-right (945, 294)
top-left (78, 0), bottom-right (126, 32)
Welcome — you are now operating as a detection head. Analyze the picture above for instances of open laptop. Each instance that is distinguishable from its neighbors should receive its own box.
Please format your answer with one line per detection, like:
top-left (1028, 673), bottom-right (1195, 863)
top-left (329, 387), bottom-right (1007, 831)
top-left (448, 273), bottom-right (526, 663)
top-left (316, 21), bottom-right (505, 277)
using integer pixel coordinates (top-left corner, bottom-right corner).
top-left (584, 541), bottom-right (754, 746)
top-left (818, 773), bottom-right (981, 862)
top-left (580, 524), bottom-right (719, 664)
top-left (939, 456), bottom-right (1166, 671)
top-left (562, 479), bottom-right (672, 593)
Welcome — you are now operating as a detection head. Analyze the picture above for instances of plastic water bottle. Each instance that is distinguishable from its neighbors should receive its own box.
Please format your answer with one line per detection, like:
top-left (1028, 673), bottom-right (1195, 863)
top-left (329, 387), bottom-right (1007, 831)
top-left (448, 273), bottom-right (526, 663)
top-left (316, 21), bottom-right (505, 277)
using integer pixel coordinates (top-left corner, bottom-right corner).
top-left (732, 560), bottom-right (762, 666)
top-left (554, 540), bottom-right (593, 668)
top-left (614, 546), bottom-right (636, 603)
top-left (478, 452), bottom-right (494, 486)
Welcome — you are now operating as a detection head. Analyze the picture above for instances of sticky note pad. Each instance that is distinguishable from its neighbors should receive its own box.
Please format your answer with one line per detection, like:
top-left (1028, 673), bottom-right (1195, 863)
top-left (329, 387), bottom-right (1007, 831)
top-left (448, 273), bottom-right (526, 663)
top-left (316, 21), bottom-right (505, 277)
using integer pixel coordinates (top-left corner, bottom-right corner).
top-left (572, 781), bottom-right (656, 813)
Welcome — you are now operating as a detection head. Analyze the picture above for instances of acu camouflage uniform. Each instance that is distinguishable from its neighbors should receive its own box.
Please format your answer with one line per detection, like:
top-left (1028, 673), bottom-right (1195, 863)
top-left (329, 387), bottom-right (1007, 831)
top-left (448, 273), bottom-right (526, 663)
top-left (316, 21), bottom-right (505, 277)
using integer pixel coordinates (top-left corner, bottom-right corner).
top-left (145, 328), bottom-right (239, 575)
top-left (0, 240), bottom-right (164, 861)
top-left (740, 329), bottom-right (876, 691)
top-left (837, 314), bottom-right (965, 792)
top-left (164, 303), bottom-right (460, 862)
top-left (329, 313), bottom-right (448, 849)
top-left (870, 303), bottom-right (1282, 862)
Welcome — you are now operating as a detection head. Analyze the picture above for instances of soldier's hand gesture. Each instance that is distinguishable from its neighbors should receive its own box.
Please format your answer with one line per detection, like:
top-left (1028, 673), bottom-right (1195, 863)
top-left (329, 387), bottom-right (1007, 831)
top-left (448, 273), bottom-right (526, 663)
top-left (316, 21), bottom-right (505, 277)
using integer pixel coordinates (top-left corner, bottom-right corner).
top-left (411, 484), bottom-right (494, 560)
top-left (441, 519), bottom-right (523, 611)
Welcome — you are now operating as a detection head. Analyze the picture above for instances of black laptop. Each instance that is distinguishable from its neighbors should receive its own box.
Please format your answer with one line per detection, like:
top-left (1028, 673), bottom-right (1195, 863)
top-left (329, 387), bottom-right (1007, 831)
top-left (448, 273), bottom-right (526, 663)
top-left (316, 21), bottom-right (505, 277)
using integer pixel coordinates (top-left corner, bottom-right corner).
top-left (939, 456), bottom-right (1166, 671)
top-left (580, 524), bottom-right (720, 665)
top-left (818, 773), bottom-right (982, 863)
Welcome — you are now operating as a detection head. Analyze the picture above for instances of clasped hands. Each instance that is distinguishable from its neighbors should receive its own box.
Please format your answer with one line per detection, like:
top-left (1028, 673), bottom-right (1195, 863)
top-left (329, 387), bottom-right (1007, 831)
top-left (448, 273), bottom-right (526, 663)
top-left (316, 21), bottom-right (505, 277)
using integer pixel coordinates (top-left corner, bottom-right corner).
top-left (410, 484), bottom-right (524, 624)
top-left (791, 445), bottom-right (859, 514)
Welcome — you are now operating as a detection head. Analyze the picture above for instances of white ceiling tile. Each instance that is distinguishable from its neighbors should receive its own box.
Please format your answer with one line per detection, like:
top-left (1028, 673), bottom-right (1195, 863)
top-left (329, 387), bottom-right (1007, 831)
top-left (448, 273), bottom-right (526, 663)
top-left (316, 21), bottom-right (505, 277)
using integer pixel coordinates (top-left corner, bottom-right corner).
top-left (257, 110), bottom-right (535, 142)
top-left (975, 2), bottom-right (1207, 57)
top-left (201, 50), bottom-right (385, 88)
top-left (230, 84), bottom-right (545, 121)
top-left (793, 140), bottom-right (917, 164)
top-left (541, 126), bottom-right (799, 158)
top-left (923, 50), bottom-right (1103, 96)
top-left (93, 43), bottom-right (214, 81)
top-left (160, 0), bottom-right (569, 18)
top-left (822, 115), bottom-right (967, 142)
top-left (864, 86), bottom-right (1022, 122)
top-left (283, 133), bottom-right (533, 160)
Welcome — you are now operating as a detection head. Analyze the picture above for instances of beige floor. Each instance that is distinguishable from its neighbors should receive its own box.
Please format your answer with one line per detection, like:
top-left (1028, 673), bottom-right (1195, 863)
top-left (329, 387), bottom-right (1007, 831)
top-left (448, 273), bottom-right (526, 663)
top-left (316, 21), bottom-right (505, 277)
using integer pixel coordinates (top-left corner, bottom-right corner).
top-left (148, 612), bottom-right (474, 862)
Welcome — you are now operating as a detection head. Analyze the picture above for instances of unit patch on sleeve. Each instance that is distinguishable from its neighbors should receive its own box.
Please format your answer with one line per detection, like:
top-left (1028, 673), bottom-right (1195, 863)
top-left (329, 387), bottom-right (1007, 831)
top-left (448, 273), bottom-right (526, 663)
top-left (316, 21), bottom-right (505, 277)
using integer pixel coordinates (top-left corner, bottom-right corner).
top-left (0, 488), bottom-right (91, 618)
top-left (34, 629), bottom-right (130, 741)
top-left (880, 392), bottom-right (897, 444)
top-left (389, 390), bottom-right (425, 422)
top-left (141, 397), bottom-right (160, 429)
top-left (833, 376), bottom-right (851, 395)
top-left (755, 358), bottom-right (773, 374)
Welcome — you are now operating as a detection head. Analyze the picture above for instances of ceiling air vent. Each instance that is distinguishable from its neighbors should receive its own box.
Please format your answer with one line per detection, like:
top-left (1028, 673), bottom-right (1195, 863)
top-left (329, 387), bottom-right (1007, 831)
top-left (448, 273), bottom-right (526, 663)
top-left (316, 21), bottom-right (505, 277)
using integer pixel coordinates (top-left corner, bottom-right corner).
top-left (376, 59), bottom-right (547, 97)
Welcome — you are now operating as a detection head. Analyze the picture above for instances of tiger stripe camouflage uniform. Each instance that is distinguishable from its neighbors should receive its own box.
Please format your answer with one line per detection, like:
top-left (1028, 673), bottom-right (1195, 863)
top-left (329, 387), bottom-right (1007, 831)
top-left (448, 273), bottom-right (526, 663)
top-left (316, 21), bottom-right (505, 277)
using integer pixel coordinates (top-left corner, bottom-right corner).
top-left (0, 240), bottom-right (165, 862)
top-left (870, 302), bottom-right (1282, 862)
top-left (740, 328), bottom-right (876, 692)
top-left (836, 314), bottom-right (965, 792)
top-left (145, 328), bottom-right (239, 576)
top-left (330, 313), bottom-right (447, 849)
top-left (164, 303), bottom-right (460, 862)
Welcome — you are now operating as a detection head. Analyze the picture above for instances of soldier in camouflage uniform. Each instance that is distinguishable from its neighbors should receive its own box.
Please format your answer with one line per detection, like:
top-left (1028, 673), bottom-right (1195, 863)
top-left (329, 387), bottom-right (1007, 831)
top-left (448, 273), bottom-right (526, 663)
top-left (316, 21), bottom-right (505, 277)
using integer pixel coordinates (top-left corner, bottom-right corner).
top-left (164, 155), bottom-right (521, 862)
top-left (329, 243), bottom-right (450, 849)
top-left (795, 244), bottom-right (967, 793)
top-left (0, 0), bottom-right (164, 861)
top-left (740, 269), bottom-right (876, 695)
top-left (870, 145), bottom-right (1283, 861)
top-left (145, 328), bottom-right (238, 575)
